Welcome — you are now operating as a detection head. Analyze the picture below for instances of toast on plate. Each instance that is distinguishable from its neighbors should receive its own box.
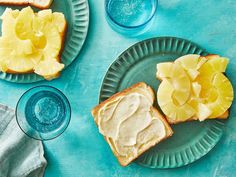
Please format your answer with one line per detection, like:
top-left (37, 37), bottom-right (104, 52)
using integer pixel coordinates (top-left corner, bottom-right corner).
top-left (91, 82), bottom-right (173, 166)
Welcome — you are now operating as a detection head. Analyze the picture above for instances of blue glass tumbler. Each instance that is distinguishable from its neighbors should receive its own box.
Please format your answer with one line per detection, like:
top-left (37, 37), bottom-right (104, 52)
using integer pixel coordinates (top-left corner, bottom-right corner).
top-left (16, 85), bottom-right (71, 140)
top-left (105, 0), bottom-right (158, 35)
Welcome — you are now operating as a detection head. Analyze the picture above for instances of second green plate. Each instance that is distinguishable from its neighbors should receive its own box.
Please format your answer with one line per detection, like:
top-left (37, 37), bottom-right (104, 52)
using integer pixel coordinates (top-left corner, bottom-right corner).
top-left (99, 37), bottom-right (225, 168)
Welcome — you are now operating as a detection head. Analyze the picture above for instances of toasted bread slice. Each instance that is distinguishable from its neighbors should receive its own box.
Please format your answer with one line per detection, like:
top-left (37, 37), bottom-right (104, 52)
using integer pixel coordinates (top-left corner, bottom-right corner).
top-left (92, 82), bottom-right (173, 166)
top-left (0, 0), bottom-right (53, 9)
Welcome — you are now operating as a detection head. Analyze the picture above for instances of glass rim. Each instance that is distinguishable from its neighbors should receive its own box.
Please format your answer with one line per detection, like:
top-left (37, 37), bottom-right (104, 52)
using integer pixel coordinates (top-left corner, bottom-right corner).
top-left (15, 85), bottom-right (71, 141)
top-left (104, 0), bottom-right (158, 29)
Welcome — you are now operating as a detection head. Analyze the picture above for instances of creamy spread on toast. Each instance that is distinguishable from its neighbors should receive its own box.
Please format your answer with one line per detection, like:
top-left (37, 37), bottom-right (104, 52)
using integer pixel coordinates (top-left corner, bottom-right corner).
top-left (97, 92), bottom-right (166, 158)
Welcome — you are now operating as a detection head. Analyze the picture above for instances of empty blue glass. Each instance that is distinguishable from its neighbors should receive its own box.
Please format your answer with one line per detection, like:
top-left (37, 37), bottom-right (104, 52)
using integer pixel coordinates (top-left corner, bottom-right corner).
top-left (105, 0), bottom-right (157, 35)
top-left (16, 85), bottom-right (71, 140)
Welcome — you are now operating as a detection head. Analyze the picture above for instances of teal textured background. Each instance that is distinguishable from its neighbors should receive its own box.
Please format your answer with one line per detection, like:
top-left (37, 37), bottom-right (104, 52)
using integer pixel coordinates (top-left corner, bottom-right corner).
top-left (0, 0), bottom-right (235, 176)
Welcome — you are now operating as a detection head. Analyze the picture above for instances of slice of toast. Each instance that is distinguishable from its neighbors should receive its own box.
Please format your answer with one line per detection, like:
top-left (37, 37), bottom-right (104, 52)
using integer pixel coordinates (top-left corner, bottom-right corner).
top-left (0, 0), bottom-right (53, 9)
top-left (91, 82), bottom-right (173, 166)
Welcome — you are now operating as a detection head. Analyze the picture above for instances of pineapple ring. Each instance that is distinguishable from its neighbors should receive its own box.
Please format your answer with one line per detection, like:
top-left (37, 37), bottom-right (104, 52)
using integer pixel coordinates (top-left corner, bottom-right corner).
top-left (156, 62), bottom-right (191, 106)
top-left (199, 73), bottom-right (233, 118)
top-left (175, 54), bottom-right (207, 80)
top-left (157, 79), bottom-right (195, 122)
top-left (196, 56), bottom-right (233, 118)
top-left (32, 10), bottom-right (63, 58)
top-left (200, 73), bottom-right (233, 118)
top-left (1, 8), bottom-right (35, 56)
top-left (15, 6), bottom-right (34, 40)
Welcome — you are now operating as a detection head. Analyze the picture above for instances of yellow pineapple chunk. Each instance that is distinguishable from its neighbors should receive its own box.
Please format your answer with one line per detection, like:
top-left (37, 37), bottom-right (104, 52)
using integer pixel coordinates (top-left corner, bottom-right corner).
top-left (157, 79), bottom-right (195, 122)
top-left (15, 7), bottom-right (34, 40)
top-left (157, 62), bottom-right (191, 106)
top-left (197, 103), bottom-right (212, 121)
top-left (198, 56), bottom-right (228, 77)
top-left (37, 9), bottom-right (53, 21)
top-left (32, 11), bottom-right (62, 58)
top-left (192, 82), bottom-right (201, 97)
top-left (53, 12), bottom-right (67, 33)
top-left (0, 8), bottom-right (35, 56)
top-left (175, 54), bottom-right (207, 80)
top-left (42, 24), bottom-right (62, 58)
top-left (196, 56), bottom-right (233, 118)
top-left (6, 53), bottom-right (42, 73)
top-left (34, 59), bottom-right (64, 80)
top-left (204, 73), bottom-right (233, 118)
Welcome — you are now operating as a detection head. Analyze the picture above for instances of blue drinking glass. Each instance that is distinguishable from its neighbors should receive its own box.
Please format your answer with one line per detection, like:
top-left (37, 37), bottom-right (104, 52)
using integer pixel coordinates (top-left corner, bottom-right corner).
top-left (16, 85), bottom-right (71, 140)
top-left (105, 0), bottom-right (157, 35)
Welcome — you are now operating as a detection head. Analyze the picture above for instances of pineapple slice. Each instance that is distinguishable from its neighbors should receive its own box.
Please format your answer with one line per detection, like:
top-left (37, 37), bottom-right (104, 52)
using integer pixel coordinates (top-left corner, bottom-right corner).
top-left (15, 7), bottom-right (34, 40)
top-left (1, 8), bottom-right (19, 19)
top-left (4, 53), bottom-right (42, 73)
top-left (37, 9), bottom-right (53, 21)
top-left (187, 82), bottom-right (212, 121)
top-left (0, 36), bottom-right (34, 56)
top-left (0, 37), bottom-right (40, 73)
top-left (198, 55), bottom-right (228, 77)
top-left (197, 56), bottom-right (233, 117)
top-left (53, 12), bottom-right (67, 33)
top-left (156, 62), bottom-right (191, 105)
top-left (35, 10), bottom-right (66, 34)
top-left (175, 54), bottom-right (207, 80)
top-left (0, 38), bottom-right (42, 73)
top-left (0, 8), bottom-right (37, 72)
top-left (0, 8), bottom-right (34, 56)
top-left (41, 23), bottom-right (62, 59)
top-left (32, 12), bottom-right (62, 58)
top-left (203, 73), bottom-right (233, 118)
top-left (34, 59), bottom-right (64, 80)
top-left (157, 79), bottom-right (195, 122)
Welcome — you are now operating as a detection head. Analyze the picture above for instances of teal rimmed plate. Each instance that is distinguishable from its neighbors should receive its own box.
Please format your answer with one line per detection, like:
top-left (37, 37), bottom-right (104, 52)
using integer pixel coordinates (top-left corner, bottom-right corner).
top-left (0, 0), bottom-right (89, 83)
top-left (99, 37), bottom-right (225, 168)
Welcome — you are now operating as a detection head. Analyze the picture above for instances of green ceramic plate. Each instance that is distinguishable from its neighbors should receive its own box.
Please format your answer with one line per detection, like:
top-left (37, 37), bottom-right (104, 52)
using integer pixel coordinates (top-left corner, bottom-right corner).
top-left (99, 37), bottom-right (225, 168)
top-left (0, 0), bottom-right (89, 83)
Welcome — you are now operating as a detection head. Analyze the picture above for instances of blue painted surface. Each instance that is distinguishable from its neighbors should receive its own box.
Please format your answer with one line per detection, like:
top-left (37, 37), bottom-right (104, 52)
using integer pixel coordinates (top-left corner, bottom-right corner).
top-left (0, 0), bottom-right (236, 176)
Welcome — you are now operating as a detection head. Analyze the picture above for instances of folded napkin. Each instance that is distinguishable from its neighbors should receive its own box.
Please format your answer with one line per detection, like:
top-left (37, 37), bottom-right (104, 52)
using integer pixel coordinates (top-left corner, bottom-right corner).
top-left (0, 104), bottom-right (47, 177)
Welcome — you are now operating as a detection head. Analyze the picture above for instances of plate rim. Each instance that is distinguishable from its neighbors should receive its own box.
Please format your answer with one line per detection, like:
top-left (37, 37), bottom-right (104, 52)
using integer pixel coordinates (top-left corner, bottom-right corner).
top-left (0, 0), bottom-right (90, 83)
top-left (98, 36), bottom-right (225, 169)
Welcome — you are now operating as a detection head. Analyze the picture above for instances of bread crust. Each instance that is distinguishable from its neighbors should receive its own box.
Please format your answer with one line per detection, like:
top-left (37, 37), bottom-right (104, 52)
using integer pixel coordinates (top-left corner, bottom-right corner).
top-left (91, 82), bottom-right (173, 166)
top-left (0, 0), bottom-right (53, 9)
